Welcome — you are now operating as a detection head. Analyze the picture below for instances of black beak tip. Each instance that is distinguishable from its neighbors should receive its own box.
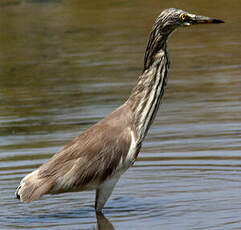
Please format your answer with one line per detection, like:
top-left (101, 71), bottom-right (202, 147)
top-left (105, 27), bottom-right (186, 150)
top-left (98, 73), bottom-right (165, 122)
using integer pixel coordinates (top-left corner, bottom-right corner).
top-left (213, 18), bottom-right (224, 24)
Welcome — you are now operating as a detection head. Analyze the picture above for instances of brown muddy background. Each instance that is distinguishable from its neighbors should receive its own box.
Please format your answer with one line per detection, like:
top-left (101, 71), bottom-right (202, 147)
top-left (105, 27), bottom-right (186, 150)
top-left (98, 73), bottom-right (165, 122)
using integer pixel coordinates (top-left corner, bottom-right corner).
top-left (0, 0), bottom-right (241, 229)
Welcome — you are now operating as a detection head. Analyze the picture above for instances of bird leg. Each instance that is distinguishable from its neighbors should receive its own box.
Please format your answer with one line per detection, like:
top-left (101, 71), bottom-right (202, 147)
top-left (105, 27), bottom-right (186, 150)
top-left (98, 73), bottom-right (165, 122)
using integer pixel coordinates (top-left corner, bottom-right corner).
top-left (95, 177), bottom-right (119, 213)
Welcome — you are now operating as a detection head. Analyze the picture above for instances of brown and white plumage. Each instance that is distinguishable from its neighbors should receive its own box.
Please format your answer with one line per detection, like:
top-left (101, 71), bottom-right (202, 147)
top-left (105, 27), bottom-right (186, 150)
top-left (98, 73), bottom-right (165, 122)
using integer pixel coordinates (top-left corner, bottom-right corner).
top-left (15, 8), bottom-right (223, 212)
top-left (16, 104), bottom-right (135, 208)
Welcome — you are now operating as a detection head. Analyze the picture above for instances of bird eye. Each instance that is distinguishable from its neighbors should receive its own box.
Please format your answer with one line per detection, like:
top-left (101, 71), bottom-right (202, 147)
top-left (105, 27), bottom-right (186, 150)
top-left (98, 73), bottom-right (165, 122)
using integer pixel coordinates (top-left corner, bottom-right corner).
top-left (180, 14), bottom-right (188, 21)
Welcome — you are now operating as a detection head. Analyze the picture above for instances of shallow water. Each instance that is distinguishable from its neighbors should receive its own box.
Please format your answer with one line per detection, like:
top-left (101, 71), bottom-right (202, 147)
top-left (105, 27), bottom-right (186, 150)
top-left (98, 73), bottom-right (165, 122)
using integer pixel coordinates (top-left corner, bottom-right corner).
top-left (0, 0), bottom-right (241, 229)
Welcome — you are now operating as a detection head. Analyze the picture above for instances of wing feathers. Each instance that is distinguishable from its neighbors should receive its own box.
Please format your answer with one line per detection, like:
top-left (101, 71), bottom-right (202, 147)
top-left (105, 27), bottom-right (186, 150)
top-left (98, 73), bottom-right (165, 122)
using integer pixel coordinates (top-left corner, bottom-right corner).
top-left (16, 103), bottom-right (134, 200)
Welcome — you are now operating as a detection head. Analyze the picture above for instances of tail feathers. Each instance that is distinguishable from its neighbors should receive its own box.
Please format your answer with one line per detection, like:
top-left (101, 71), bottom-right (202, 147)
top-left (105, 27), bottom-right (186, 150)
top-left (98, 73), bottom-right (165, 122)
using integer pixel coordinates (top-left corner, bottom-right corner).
top-left (16, 170), bottom-right (53, 203)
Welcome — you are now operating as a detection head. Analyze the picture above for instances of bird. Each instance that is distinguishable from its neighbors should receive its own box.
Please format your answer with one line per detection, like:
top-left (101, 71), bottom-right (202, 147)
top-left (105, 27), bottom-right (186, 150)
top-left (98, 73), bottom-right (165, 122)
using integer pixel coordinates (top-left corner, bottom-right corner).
top-left (15, 8), bottom-right (224, 213)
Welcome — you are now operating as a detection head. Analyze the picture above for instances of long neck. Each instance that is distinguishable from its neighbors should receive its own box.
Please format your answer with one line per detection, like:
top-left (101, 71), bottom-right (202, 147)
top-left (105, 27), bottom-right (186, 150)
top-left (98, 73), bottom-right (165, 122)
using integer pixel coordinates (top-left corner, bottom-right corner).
top-left (127, 32), bottom-right (170, 142)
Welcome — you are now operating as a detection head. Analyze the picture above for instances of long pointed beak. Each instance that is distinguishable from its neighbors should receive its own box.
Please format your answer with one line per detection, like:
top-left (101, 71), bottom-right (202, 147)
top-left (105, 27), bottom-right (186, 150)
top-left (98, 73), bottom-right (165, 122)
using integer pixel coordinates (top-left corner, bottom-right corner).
top-left (188, 14), bottom-right (224, 24)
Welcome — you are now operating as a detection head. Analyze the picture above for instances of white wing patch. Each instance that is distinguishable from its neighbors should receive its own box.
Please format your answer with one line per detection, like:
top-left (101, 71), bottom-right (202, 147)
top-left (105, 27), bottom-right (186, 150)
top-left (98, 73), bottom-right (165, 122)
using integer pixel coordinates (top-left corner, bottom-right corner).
top-left (115, 129), bottom-right (137, 175)
top-left (126, 129), bottom-right (137, 164)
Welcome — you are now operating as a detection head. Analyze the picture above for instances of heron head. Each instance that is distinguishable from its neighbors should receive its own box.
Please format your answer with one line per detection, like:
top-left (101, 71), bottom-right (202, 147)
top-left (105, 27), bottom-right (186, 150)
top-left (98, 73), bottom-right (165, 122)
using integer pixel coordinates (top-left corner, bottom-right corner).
top-left (155, 8), bottom-right (224, 34)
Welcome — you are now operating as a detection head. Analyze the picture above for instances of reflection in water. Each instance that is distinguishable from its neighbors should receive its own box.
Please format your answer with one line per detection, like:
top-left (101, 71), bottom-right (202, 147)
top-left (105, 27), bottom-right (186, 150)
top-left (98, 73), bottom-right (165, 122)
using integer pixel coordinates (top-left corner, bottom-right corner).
top-left (96, 212), bottom-right (115, 230)
top-left (0, 0), bottom-right (241, 230)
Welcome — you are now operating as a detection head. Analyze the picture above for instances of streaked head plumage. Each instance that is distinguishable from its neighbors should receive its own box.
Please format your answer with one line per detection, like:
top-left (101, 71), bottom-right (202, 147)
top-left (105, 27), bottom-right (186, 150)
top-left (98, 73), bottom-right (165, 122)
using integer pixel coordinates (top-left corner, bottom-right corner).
top-left (153, 8), bottom-right (224, 34)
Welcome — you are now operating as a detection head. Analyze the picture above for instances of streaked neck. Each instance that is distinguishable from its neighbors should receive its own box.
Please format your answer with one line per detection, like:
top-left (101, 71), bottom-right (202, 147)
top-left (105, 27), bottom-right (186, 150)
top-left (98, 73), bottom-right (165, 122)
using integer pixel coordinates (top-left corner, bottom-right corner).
top-left (127, 36), bottom-right (169, 142)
